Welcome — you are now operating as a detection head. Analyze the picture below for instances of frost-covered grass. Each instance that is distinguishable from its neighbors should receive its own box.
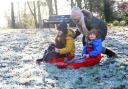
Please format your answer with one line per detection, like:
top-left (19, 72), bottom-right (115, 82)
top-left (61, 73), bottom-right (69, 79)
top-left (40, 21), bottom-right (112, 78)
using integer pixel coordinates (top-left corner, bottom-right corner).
top-left (0, 27), bottom-right (128, 89)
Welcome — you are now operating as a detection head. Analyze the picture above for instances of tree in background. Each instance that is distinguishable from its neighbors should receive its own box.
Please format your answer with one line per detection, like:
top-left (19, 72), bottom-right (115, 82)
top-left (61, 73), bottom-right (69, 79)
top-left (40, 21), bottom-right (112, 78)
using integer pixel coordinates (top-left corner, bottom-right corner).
top-left (9, 0), bottom-right (127, 29)
top-left (72, 0), bottom-right (105, 19)
top-left (46, 0), bottom-right (53, 15)
top-left (76, 0), bottom-right (82, 9)
top-left (27, 1), bottom-right (38, 28)
top-left (103, 0), bottom-right (114, 22)
top-left (21, 14), bottom-right (35, 29)
top-left (37, 1), bottom-right (42, 28)
top-left (11, 2), bottom-right (16, 28)
top-left (83, 0), bottom-right (104, 18)
top-left (71, 0), bottom-right (75, 9)
top-left (20, 0), bottom-right (49, 28)
top-left (118, 2), bottom-right (128, 25)
top-left (21, 2), bottom-right (35, 29)
top-left (88, 0), bottom-right (93, 12)
top-left (54, 0), bottom-right (58, 15)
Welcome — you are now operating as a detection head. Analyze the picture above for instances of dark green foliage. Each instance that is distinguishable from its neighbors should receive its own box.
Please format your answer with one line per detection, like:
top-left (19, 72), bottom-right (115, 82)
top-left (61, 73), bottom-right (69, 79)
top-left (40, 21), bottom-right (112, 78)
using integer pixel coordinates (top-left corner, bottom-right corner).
top-left (103, 0), bottom-right (114, 22)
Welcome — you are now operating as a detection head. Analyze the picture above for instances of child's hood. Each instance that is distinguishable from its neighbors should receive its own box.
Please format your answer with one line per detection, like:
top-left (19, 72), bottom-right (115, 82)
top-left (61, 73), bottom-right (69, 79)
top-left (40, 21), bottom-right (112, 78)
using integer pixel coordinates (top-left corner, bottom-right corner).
top-left (93, 38), bottom-right (102, 44)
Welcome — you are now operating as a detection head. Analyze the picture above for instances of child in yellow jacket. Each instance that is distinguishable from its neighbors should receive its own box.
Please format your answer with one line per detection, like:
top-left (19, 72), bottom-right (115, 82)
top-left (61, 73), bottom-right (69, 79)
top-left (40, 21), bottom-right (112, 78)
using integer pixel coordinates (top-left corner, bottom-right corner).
top-left (36, 22), bottom-right (75, 63)
top-left (55, 23), bottom-right (75, 56)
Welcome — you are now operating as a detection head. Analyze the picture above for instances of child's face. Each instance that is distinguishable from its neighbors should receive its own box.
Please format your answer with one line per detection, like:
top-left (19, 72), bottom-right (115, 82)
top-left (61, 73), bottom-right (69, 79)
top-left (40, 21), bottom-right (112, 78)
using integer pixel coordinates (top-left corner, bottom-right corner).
top-left (58, 31), bottom-right (63, 36)
top-left (89, 33), bottom-right (96, 40)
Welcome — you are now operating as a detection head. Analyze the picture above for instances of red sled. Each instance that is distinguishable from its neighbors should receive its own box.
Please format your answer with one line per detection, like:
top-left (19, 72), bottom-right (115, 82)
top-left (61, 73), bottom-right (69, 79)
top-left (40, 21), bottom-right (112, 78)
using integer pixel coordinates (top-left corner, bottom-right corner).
top-left (48, 54), bottom-right (102, 69)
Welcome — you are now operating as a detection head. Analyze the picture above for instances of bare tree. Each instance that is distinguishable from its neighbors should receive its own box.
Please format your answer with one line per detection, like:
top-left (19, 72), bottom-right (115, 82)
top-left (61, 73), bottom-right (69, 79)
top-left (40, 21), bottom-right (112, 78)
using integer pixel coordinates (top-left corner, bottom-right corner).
top-left (71, 0), bottom-right (75, 9)
top-left (27, 1), bottom-right (38, 28)
top-left (11, 2), bottom-right (16, 28)
top-left (46, 0), bottom-right (53, 15)
top-left (54, 0), bottom-right (58, 15)
top-left (76, 0), bottom-right (82, 9)
top-left (37, 1), bottom-right (41, 28)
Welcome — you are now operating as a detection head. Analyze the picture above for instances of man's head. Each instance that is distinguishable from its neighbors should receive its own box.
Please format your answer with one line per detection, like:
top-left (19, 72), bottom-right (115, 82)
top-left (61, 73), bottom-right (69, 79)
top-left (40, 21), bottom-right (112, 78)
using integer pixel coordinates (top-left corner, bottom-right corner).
top-left (71, 7), bottom-right (82, 24)
top-left (71, 7), bottom-right (93, 24)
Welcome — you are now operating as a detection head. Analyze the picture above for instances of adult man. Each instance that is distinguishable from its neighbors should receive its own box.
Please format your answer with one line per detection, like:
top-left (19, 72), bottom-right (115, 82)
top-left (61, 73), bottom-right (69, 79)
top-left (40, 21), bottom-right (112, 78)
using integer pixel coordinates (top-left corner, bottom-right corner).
top-left (71, 7), bottom-right (116, 57)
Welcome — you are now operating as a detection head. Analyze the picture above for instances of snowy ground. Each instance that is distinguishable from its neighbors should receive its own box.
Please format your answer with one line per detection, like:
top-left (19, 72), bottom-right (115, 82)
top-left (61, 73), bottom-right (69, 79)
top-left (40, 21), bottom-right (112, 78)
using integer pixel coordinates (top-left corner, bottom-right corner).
top-left (0, 27), bottom-right (128, 89)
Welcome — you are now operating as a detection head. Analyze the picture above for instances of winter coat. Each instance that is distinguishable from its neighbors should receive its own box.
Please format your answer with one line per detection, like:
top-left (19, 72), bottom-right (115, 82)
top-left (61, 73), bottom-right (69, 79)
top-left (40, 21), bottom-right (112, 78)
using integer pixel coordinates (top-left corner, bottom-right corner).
top-left (82, 39), bottom-right (103, 57)
top-left (55, 29), bottom-right (75, 56)
top-left (75, 10), bottom-right (107, 45)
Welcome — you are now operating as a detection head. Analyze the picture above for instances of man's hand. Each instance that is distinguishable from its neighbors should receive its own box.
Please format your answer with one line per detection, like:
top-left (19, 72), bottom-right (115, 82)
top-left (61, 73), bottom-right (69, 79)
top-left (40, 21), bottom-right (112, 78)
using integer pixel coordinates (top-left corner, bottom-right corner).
top-left (74, 29), bottom-right (81, 39)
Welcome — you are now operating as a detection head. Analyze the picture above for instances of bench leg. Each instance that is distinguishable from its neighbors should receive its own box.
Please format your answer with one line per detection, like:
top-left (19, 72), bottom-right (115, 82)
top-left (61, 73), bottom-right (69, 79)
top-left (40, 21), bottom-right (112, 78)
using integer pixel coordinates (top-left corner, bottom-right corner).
top-left (55, 24), bottom-right (57, 29)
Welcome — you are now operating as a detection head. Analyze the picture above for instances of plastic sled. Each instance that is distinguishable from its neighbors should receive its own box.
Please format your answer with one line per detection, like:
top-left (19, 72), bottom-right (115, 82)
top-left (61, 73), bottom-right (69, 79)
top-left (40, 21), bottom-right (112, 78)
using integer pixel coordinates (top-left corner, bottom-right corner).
top-left (48, 54), bottom-right (102, 69)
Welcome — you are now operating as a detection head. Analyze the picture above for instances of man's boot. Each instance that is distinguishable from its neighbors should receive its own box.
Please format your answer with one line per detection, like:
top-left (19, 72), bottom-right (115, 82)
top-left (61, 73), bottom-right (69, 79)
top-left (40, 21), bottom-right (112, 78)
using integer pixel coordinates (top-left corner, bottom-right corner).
top-left (104, 48), bottom-right (118, 58)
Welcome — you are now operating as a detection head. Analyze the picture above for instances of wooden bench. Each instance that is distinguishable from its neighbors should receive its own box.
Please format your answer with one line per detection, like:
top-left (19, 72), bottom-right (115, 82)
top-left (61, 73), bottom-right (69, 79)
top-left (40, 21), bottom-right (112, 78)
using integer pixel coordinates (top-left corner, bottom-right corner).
top-left (42, 15), bottom-right (76, 28)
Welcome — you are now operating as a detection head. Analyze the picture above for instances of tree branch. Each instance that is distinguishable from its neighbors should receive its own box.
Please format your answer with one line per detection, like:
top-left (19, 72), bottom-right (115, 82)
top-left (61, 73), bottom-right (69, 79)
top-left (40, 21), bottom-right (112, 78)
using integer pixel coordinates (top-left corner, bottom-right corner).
top-left (27, 2), bottom-right (34, 16)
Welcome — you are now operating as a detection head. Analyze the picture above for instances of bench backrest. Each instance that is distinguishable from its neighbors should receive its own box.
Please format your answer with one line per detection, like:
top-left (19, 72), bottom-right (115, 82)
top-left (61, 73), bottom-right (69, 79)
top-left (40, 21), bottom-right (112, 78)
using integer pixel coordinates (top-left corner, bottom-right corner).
top-left (48, 15), bottom-right (71, 23)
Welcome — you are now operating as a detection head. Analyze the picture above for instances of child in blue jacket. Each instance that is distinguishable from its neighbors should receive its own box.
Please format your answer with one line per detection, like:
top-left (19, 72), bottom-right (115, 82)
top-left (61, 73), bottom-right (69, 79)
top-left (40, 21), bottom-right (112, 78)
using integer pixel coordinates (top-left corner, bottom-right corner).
top-left (65, 29), bottom-right (103, 65)
top-left (82, 29), bottom-right (103, 58)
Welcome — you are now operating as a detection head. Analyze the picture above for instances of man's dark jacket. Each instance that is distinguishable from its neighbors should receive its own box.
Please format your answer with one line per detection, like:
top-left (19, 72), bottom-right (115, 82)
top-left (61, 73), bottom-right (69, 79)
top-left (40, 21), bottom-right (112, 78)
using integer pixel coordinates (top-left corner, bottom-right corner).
top-left (75, 11), bottom-right (107, 45)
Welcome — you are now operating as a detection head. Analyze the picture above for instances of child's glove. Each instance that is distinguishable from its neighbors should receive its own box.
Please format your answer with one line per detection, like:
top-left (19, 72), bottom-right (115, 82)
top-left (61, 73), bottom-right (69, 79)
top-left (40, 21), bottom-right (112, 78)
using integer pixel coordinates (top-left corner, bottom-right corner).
top-left (55, 48), bottom-right (59, 53)
top-left (83, 54), bottom-right (89, 58)
top-left (48, 44), bottom-right (55, 52)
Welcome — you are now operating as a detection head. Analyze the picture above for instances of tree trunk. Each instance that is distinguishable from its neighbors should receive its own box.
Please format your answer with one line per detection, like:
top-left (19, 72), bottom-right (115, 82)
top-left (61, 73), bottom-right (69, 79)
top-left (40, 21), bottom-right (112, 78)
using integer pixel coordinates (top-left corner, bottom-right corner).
top-left (54, 0), bottom-right (58, 15)
top-left (37, 1), bottom-right (41, 28)
top-left (88, 0), bottom-right (93, 12)
top-left (103, 0), bottom-right (113, 22)
top-left (71, 0), bottom-right (73, 9)
top-left (46, 0), bottom-right (53, 15)
top-left (83, 0), bottom-right (88, 9)
top-left (27, 1), bottom-right (38, 28)
top-left (11, 2), bottom-right (15, 28)
top-left (76, 0), bottom-right (82, 9)
top-left (33, 1), bottom-right (38, 28)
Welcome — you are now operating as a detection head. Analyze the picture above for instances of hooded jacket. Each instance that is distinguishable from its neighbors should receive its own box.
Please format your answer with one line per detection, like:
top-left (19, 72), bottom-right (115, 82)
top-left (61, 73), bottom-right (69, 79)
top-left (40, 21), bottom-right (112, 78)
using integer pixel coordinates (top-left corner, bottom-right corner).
top-left (82, 39), bottom-right (103, 57)
top-left (55, 29), bottom-right (75, 56)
